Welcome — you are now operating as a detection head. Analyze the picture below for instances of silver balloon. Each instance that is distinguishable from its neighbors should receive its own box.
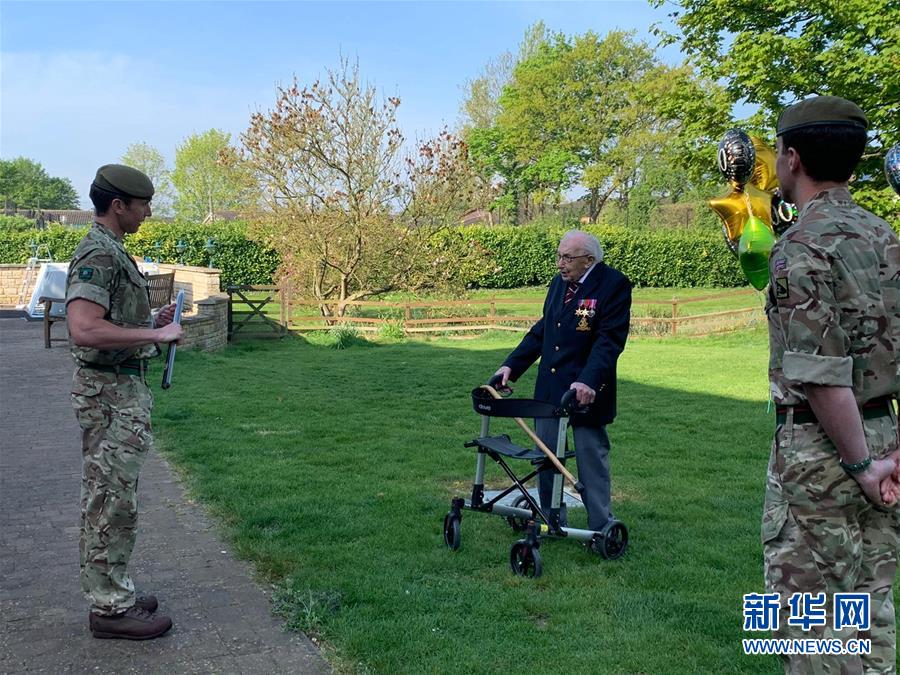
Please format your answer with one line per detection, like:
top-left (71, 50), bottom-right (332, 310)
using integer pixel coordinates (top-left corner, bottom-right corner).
top-left (771, 189), bottom-right (798, 236)
top-left (886, 144), bottom-right (900, 196)
top-left (717, 129), bottom-right (756, 186)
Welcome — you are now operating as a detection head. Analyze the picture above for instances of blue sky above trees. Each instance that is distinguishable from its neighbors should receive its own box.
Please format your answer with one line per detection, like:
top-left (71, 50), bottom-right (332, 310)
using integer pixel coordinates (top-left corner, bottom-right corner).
top-left (1, 1), bottom-right (678, 207)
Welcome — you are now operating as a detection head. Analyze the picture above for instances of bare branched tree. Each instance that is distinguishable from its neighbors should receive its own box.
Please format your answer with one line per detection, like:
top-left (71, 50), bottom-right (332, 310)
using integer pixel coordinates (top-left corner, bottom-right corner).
top-left (239, 59), bottom-right (490, 317)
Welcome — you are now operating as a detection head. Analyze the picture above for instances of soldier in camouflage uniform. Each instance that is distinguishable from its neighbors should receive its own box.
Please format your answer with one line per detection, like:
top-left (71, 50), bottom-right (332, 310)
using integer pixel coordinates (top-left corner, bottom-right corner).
top-left (66, 164), bottom-right (182, 640)
top-left (764, 96), bottom-right (900, 673)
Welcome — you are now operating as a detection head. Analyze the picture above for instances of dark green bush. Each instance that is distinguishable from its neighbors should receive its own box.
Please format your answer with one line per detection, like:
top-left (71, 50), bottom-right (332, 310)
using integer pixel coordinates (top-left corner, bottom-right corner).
top-left (0, 221), bottom-right (279, 288)
top-left (457, 223), bottom-right (746, 288)
top-left (0, 219), bottom-right (746, 288)
top-left (0, 215), bottom-right (37, 232)
top-left (128, 221), bottom-right (279, 287)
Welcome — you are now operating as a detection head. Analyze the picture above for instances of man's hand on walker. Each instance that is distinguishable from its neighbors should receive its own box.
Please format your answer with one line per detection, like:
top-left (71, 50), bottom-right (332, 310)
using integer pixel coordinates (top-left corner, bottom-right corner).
top-left (494, 366), bottom-right (513, 387)
top-left (570, 381), bottom-right (595, 406)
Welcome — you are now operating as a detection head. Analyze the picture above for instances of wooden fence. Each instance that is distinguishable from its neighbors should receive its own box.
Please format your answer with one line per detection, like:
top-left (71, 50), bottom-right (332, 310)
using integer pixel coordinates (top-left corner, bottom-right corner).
top-left (278, 289), bottom-right (764, 337)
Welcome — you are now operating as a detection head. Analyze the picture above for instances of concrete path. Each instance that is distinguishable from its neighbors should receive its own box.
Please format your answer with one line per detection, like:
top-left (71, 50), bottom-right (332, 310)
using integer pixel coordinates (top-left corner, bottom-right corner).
top-left (0, 317), bottom-right (327, 674)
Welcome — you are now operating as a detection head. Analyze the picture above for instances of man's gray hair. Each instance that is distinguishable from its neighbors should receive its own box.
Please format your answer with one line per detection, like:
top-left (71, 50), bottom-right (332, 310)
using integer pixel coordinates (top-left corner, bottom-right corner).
top-left (561, 230), bottom-right (603, 263)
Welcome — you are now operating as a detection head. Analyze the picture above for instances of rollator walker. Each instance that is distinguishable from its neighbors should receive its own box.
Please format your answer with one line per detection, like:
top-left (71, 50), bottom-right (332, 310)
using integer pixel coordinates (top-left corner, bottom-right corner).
top-left (443, 375), bottom-right (628, 577)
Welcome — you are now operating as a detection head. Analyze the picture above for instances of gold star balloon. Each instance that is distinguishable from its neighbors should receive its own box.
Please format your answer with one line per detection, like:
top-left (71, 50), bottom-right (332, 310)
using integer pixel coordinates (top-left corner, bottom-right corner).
top-left (750, 137), bottom-right (779, 192)
top-left (708, 182), bottom-right (774, 255)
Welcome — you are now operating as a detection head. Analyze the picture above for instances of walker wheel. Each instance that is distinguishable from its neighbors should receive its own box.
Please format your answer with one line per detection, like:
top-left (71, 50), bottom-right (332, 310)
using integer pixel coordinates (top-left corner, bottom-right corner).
top-left (590, 520), bottom-right (628, 560)
top-left (506, 495), bottom-right (531, 532)
top-left (509, 540), bottom-right (542, 578)
top-left (443, 513), bottom-right (461, 550)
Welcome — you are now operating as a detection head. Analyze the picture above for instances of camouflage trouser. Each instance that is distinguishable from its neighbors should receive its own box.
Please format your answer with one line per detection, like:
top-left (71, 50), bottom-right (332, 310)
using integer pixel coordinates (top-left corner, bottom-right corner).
top-left (763, 411), bottom-right (900, 675)
top-left (71, 367), bottom-right (153, 616)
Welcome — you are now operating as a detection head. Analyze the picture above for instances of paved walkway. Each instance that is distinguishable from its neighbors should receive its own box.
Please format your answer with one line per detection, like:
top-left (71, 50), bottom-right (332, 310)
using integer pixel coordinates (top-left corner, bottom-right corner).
top-left (0, 317), bottom-right (327, 674)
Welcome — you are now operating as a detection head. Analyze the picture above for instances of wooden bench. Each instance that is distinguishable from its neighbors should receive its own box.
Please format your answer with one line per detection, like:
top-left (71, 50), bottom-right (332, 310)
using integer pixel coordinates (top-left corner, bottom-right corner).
top-left (146, 272), bottom-right (175, 309)
top-left (39, 296), bottom-right (67, 349)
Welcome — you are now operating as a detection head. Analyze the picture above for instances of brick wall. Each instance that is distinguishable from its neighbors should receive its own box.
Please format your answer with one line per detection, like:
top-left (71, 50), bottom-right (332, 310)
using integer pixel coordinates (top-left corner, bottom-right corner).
top-left (0, 264), bottom-right (31, 306)
top-left (0, 262), bottom-right (222, 310)
top-left (179, 295), bottom-right (228, 352)
top-left (1, 264), bottom-right (228, 353)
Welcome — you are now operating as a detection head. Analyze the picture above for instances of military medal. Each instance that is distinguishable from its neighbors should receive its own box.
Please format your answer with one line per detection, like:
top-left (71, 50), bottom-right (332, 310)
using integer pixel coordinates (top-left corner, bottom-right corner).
top-left (575, 299), bottom-right (597, 331)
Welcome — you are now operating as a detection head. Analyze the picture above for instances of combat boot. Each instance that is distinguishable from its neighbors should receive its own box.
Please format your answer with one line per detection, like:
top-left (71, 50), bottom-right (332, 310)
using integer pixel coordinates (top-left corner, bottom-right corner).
top-left (89, 606), bottom-right (172, 640)
top-left (134, 593), bottom-right (158, 613)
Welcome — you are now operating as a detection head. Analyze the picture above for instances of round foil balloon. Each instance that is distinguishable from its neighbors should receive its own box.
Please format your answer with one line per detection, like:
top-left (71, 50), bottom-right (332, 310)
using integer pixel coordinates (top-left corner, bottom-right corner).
top-left (771, 189), bottom-right (798, 236)
top-left (717, 129), bottom-right (756, 185)
top-left (739, 216), bottom-right (777, 291)
top-left (886, 144), bottom-right (900, 196)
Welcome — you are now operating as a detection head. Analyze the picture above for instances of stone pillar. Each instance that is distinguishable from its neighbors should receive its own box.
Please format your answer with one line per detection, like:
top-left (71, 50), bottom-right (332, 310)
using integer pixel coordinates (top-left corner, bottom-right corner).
top-left (179, 294), bottom-right (228, 352)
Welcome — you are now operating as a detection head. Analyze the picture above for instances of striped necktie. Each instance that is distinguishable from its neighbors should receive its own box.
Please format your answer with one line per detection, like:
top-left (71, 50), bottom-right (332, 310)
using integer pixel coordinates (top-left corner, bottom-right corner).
top-left (564, 281), bottom-right (579, 305)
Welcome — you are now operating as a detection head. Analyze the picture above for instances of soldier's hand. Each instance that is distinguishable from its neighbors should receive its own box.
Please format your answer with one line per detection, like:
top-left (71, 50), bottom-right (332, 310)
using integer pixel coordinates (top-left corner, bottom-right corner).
top-left (154, 303), bottom-right (177, 328)
top-left (156, 321), bottom-right (183, 344)
top-left (570, 381), bottom-right (596, 406)
top-left (879, 451), bottom-right (900, 505)
top-left (855, 458), bottom-right (899, 506)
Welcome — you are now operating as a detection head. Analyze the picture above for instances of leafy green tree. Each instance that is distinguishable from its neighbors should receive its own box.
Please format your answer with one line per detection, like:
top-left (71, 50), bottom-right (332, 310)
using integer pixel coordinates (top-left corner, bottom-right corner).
top-left (459, 21), bottom-right (548, 131)
top-left (120, 142), bottom-right (174, 217)
top-left (171, 129), bottom-right (249, 222)
top-left (499, 30), bottom-right (682, 222)
top-left (653, 0), bottom-right (900, 219)
top-left (0, 157), bottom-right (79, 210)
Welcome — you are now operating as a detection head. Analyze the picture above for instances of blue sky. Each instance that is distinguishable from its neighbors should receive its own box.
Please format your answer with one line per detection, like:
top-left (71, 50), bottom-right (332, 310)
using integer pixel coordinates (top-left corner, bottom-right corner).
top-left (1, 1), bottom-right (682, 207)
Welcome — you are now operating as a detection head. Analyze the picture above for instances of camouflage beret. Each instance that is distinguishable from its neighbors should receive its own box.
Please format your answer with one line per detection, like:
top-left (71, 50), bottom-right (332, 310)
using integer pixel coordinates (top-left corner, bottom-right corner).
top-left (92, 164), bottom-right (154, 199)
top-left (776, 96), bottom-right (868, 137)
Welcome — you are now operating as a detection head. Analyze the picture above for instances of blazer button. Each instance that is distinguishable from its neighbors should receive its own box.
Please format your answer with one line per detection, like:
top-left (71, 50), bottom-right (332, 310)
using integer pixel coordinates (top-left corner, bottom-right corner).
top-left (556, 322), bottom-right (561, 328)
top-left (550, 368), bottom-right (556, 374)
top-left (555, 346), bottom-right (559, 351)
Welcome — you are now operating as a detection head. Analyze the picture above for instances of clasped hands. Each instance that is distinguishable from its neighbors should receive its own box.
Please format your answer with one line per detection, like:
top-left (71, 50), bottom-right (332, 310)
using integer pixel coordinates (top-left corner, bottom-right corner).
top-left (859, 451), bottom-right (900, 507)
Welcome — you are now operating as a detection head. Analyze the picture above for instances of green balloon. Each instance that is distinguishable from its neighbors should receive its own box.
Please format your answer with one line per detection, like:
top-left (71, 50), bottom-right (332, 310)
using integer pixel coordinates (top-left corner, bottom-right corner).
top-left (739, 216), bottom-right (777, 290)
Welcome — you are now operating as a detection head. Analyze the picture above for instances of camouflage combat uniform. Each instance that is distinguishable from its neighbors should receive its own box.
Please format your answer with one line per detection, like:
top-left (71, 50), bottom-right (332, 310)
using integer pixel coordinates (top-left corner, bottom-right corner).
top-left (66, 223), bottom-right (158, 616)
top-left (764, 187), bottom-right (900, 673)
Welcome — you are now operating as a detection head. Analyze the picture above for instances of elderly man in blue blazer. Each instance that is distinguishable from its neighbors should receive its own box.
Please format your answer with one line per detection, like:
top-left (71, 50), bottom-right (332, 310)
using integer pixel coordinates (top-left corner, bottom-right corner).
top-left (495, 230), bottom-right (631, 530)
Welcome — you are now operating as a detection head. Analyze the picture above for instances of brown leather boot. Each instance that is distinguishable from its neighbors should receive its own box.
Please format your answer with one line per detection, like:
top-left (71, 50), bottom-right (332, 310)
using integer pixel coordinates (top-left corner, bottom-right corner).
top-left (89, 606), bottom-right (172, 640)
top-left (134, 594), bottom-right (158, 613)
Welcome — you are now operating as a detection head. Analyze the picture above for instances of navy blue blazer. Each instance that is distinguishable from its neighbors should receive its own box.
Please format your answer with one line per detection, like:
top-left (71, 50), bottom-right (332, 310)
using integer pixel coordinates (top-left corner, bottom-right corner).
top-left (503, 262), bottom-right (631, 427)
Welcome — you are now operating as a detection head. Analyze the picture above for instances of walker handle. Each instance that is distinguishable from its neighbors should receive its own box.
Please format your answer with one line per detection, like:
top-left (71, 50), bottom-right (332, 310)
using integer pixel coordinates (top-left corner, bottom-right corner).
top-left (560, 389), bottom-right (589, 414)
top-left (487, 373), bottom-right (513, 397)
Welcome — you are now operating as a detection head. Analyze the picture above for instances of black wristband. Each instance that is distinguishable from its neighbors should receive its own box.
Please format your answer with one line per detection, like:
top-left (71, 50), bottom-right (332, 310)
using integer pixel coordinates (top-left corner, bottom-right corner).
top-left (840, 456), bottom-right (872, 475)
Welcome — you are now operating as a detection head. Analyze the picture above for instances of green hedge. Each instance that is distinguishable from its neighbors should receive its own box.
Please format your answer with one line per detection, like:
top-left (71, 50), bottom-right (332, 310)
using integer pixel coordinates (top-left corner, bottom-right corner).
top-left (455, 223), bottom-right (746, 288)
top-left (0, 221), bottom-right (279, 288)
top-left (0, 220), bottom-right (746, 288)
top-left (0, 215), bottom-right (38, 232)
top-left (127, 222), bottom-right (279, 287)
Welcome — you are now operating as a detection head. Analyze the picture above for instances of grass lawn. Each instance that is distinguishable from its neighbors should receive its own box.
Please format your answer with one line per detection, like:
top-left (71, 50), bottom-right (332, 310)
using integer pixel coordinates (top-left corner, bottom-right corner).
top-left (153, 326), bottom-right (788, 673)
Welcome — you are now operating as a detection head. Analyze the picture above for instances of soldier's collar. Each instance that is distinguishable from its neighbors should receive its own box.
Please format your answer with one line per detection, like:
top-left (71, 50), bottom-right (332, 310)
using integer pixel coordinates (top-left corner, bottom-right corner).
top-left (92, 221), bottom-right (124, 243)
top-left (799, 186), bottom-right (854, 220)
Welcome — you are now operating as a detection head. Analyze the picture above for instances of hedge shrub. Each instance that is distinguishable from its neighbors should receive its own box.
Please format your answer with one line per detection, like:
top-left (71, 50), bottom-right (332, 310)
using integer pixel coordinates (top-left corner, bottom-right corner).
top-left (0, 221), bottom-right (279, 288)
top-left (0, 220), bottom-right (746, 288)
top-left (454, 223), bottom-right (746, 288)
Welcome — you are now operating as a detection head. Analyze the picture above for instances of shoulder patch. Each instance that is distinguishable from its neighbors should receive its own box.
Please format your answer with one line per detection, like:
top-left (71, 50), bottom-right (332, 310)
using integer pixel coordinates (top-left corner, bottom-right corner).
top-left (775, 277), bottom-right (789, 300)
top-left (78, 267), bottom-right (94, 280)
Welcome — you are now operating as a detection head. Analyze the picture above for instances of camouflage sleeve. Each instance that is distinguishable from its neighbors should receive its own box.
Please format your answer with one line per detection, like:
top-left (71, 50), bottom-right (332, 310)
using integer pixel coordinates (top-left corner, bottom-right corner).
top-left (66, 249), bottom-right (114, 312)
top-left (771, 239), bottom-right (852, 386)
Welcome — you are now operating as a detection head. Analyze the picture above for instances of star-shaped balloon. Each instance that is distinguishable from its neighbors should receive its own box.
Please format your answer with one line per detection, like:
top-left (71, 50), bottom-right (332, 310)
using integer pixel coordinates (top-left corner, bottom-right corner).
top-left (708, 182), bottom-right (773, 255)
